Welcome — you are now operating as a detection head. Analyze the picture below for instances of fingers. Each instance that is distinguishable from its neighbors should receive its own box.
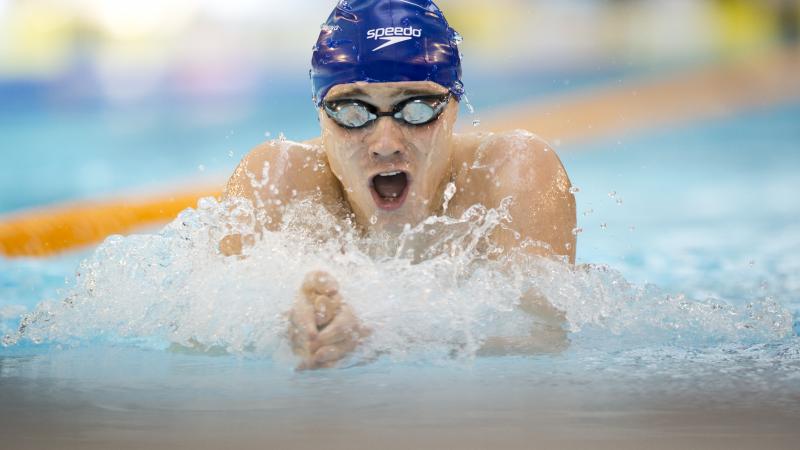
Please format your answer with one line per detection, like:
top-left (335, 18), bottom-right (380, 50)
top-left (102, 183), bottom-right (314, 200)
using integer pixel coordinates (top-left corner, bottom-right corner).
top-left (298, 339), bottom-right (359, 371)
top-left (313, 305), bottom-right (360, 351)
top-left (290, 296), bottom-right (318, 338)
top-left (302, 271), bottom-right (340, 297)
top-left (313, 293), bottom-right (342, 328)
top-left (291, 270), bottom-right (366, 370)
top-left (289, 295), bottom-right (318, 358)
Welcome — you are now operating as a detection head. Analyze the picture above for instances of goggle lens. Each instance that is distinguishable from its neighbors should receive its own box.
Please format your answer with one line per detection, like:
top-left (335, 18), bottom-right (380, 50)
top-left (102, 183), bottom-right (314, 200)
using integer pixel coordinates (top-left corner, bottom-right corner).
top-left (324, 95), bottom-right (449, 129)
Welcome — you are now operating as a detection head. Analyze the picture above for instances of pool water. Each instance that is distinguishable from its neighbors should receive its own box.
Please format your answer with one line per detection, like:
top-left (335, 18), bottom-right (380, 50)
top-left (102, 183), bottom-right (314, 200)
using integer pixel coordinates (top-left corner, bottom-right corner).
top-left (1, 101), bottom-right (799, 449)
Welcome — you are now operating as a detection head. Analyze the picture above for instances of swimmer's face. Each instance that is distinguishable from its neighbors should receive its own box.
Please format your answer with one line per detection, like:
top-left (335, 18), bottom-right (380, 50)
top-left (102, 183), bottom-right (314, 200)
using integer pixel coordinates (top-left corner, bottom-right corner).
top-left (319, 81), bottom-right (458, 232)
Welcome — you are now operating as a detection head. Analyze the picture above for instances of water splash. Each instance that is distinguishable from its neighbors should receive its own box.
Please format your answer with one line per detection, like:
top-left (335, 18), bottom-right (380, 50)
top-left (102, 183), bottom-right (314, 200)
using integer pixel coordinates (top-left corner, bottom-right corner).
top-left (2, 195), bottom-right (793, 361)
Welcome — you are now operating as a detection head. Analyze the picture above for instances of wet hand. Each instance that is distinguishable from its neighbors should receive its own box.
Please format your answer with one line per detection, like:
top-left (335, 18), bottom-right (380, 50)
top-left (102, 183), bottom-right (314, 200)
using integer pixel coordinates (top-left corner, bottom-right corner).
top-left (288, 271), bottom-right (367, 370)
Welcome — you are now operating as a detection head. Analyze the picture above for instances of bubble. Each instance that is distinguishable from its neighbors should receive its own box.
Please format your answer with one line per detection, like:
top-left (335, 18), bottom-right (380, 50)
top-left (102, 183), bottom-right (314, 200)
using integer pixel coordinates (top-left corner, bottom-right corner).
top-left (572, 227), bottom-right (583, 236)
top-left (370, 215), bottom-right (378, 225)
top-left (608, 191), bottom-right (617, 198)
top-left (582, 209), bottom-right (594, 217)
top-left (569, 187), bottom-right (581, 194)
top-left (264, 131), bottom-right (272, 138)
top-left (600, 223), bottom-right (608, 230)
top-left (472, 119), bottom-right (481, 127)
top-left (628, 226), bottom-right (636, 232)
top-left (616, 198), bottom-right (624, 206)
top-left (198, 165), bottom-right (206, 172)
top-left (227, 150), bottom-right (235, 158)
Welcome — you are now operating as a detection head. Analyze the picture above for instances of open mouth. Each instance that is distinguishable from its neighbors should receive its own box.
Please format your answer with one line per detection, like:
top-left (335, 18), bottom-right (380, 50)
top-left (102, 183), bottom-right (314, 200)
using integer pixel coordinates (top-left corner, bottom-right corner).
top-left (370, 171), bottom-right (410, 211)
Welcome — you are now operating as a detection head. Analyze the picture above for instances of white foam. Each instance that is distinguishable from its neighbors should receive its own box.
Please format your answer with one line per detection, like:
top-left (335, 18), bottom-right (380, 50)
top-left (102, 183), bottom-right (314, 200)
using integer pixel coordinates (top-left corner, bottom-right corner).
top-left (2, 195), bottom-right (793, 361)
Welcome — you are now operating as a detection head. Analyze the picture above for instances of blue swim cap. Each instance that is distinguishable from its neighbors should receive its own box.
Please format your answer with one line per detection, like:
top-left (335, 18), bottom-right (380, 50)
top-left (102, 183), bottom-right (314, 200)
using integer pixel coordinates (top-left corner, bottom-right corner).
top-left (310, 0), bottom-right (464, 106)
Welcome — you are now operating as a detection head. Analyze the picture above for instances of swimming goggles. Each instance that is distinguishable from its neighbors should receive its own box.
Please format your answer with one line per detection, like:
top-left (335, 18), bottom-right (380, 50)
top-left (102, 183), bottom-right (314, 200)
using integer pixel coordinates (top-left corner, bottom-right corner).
top-left (323, 95), bottom-right (450, 129)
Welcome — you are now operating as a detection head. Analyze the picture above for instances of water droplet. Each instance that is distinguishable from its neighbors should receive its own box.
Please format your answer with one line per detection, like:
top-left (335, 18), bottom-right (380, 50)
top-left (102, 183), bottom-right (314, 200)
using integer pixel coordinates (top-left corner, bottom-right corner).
top-left (748, 260), bottom-right (756, 267)
top-left (227, 150), bottom-right (235, 158)
top-left (569, 186), bottom-right (581, 194)
top-left (571, 227), bottom-right (583, 236)
top-left (608, 191), bottom-right (617, 198)
top-left (600, 223), bottom-right (608, 230)
top-left (442, 182), bottom-right (457, 213)
top-left (452, 32), bottom-right (464, 45)
top-left (369, 215), bottom-right (378, 225)
top-left (461, 93), bottom-right (476, 115)
top-left (616, 198), bottom-right (624, 206)
top-left (278, 132), bottom-right (286, 142)
top-left (472, 119), bottom-right (481, 127)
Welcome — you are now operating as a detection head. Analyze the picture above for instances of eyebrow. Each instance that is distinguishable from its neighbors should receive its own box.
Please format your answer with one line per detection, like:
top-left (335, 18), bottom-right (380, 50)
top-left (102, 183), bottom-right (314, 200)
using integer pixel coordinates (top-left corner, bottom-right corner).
top-left (325, 87), bottom-right (368, 101)
top-left (325, 87), bottom-right (447, 102)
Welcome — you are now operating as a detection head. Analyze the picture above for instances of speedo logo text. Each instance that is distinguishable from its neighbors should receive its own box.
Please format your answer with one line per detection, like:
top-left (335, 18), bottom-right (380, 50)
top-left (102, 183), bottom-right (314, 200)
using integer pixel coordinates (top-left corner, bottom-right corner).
top-left (367, 26), bottom-right (422, 51)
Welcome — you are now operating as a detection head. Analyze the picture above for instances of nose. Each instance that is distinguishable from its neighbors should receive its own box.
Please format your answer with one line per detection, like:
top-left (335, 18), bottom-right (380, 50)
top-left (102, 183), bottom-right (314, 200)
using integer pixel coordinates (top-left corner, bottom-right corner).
top-left (367, 117), bottom-right (406, 161)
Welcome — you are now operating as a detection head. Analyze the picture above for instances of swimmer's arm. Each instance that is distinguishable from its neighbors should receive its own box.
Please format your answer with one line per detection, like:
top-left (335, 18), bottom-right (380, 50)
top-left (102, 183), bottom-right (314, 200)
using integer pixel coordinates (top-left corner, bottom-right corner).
top-left (220, 138), bottom-right (341, 256)
top-left (477, 288), bottom-right (569, 356)
top-left (487, 133), bottom-right (577, 264)
top-left (476, 133), bottom-right (576, 355)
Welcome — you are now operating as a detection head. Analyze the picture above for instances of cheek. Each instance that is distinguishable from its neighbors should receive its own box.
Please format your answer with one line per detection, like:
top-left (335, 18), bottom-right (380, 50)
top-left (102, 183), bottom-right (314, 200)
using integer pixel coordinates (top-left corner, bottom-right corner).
top-left (403, 125), bottom-right (449, 162)
top-left (323, 129), bottom-right (364, 170)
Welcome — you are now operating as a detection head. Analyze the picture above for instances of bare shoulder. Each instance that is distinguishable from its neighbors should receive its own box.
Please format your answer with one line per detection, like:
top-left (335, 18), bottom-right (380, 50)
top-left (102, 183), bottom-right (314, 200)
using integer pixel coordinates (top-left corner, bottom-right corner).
top-left (453, 130), bottom-right (571, 202)
top-left (456, 130), bottom-right (566, 182)
top-left (224, 137), bottom-right (339, 203)
top-left (453, 130), bottom-right (576, 262)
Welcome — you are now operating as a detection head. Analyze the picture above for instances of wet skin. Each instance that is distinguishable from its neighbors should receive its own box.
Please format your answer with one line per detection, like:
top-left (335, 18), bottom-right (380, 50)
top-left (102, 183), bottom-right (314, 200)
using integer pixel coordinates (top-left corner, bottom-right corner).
top-left (223, 81), bottom-right (577, 369)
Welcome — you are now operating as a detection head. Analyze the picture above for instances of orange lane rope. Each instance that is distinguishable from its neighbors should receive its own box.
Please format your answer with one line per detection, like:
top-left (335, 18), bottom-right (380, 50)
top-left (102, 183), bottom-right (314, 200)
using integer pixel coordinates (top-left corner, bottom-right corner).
top-left (0, 190), bottom-right (220, 258)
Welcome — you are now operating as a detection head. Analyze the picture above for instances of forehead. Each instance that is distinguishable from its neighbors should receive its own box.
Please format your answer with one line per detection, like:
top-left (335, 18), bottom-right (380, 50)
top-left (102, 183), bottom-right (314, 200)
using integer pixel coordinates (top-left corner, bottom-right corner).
top-left (325, 81), bottom-right (448, 101)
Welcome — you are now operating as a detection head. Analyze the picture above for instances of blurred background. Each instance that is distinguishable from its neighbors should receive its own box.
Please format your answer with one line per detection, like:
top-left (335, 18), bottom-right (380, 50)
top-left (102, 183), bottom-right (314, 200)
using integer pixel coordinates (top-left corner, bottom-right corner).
top-left (0, 0), bottom-right (798, 267)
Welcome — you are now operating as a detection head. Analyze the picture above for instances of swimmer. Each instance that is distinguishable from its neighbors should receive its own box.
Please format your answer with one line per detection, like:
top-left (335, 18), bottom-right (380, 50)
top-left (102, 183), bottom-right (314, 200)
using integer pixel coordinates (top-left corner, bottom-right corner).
top-left (222, 0), bottom-right (576, 369)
